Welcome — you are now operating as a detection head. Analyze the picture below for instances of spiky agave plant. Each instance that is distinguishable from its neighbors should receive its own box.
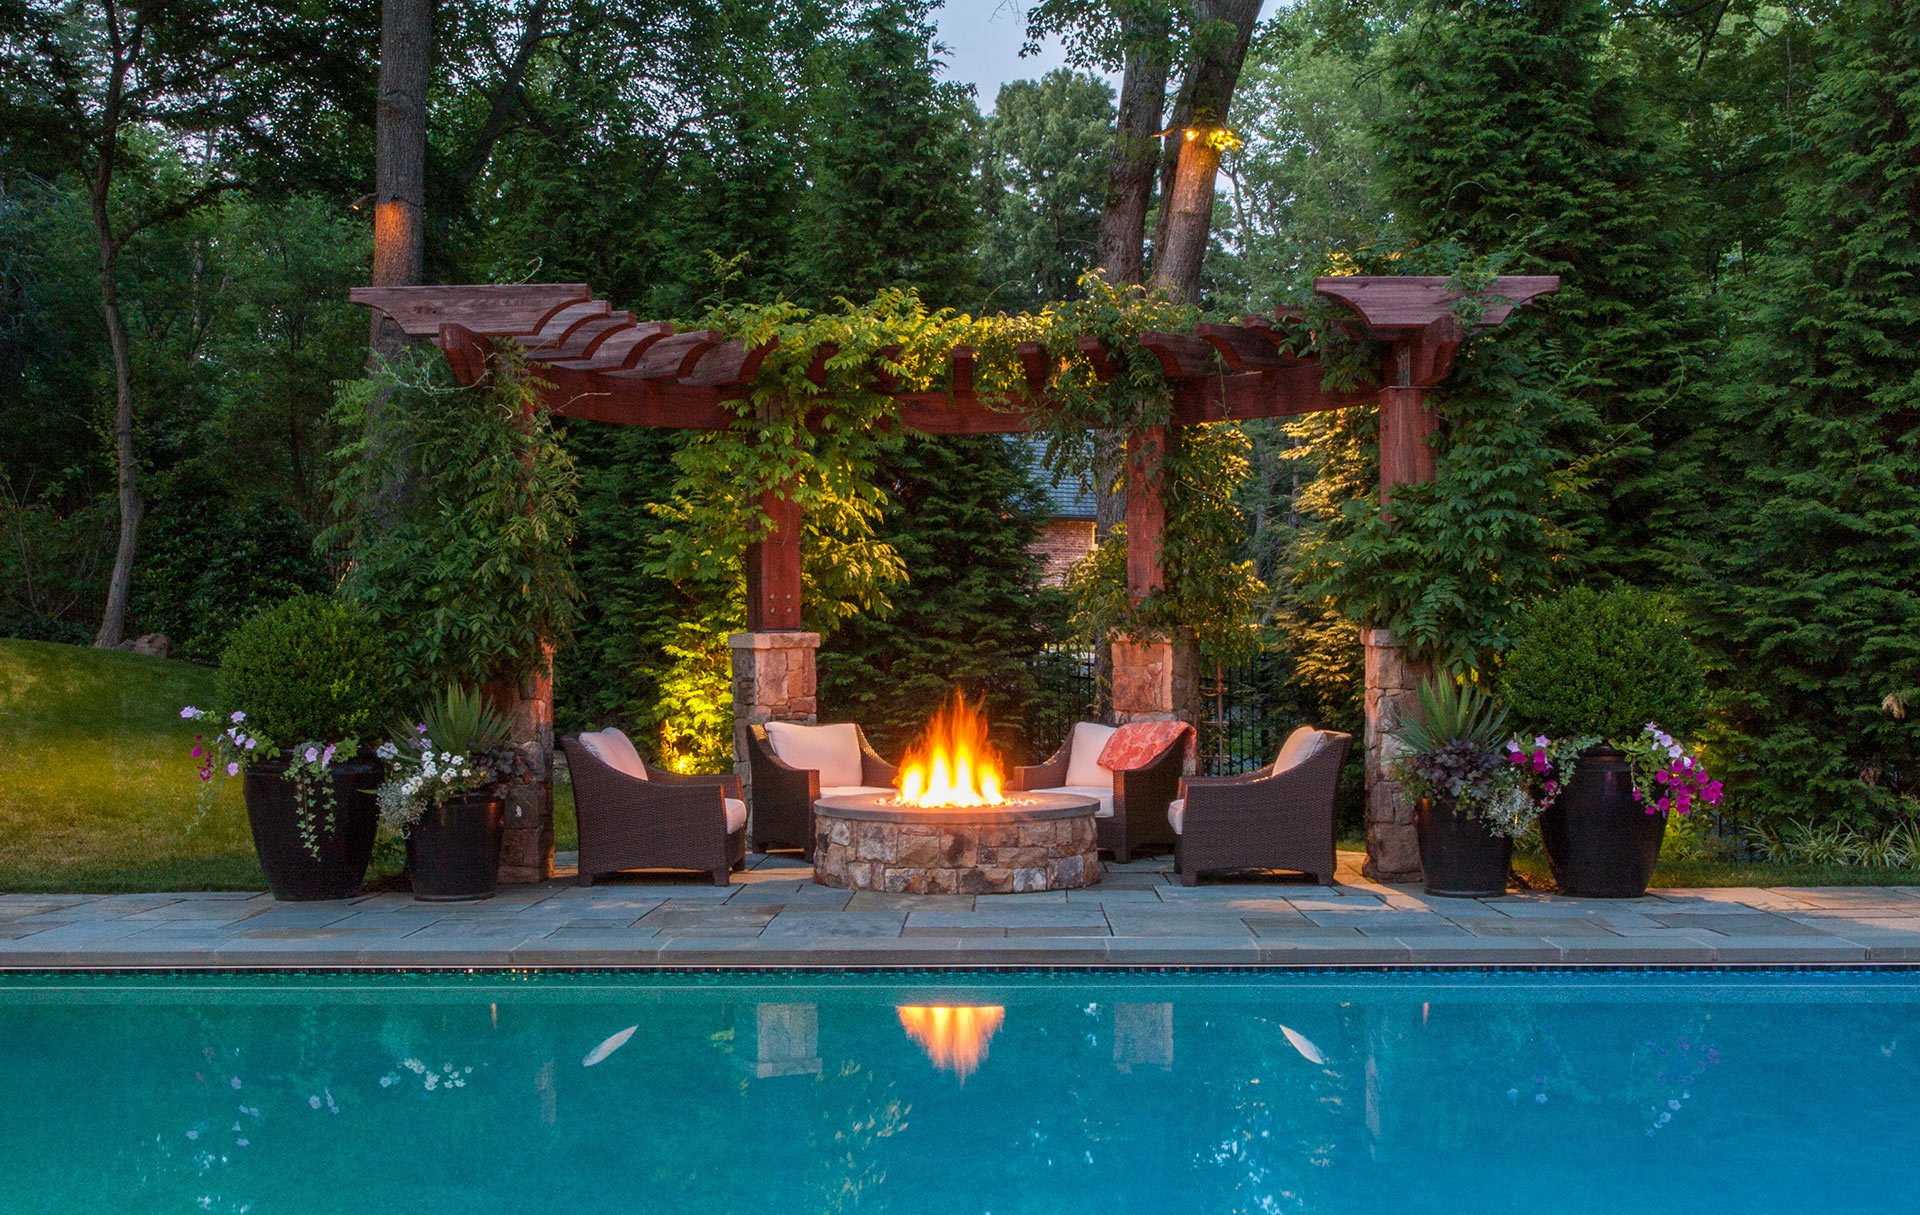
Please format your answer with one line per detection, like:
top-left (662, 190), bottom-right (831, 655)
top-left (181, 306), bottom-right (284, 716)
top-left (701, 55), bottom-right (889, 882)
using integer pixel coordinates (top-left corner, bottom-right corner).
top-left (374, 686), bottom-right (515, 835)
top-left (1389, 678), bottom-right (1540, 837)
top-left (1390, 677), bottom-right (1510, 757)
top-left (416, 685), bottom-right (513, 757)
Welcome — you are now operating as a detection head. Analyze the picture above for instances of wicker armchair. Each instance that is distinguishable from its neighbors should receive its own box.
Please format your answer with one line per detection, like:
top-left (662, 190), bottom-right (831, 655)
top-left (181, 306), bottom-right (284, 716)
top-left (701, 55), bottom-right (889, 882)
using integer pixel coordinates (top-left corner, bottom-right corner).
top-left (746, 723), bottom-right (898, 859)
top-left (1169, 727), bottom-right (1351, 886)
top-left (1015, 724), bottom-right (1187, 863)
top-left (559, 733), bottom-right (746, 886)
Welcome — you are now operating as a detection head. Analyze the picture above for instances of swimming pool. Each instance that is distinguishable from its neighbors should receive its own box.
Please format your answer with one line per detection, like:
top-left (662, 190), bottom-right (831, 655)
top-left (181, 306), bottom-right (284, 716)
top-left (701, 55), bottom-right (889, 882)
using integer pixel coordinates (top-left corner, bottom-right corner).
top-left (1, 970), bottom-right (1914, 1214)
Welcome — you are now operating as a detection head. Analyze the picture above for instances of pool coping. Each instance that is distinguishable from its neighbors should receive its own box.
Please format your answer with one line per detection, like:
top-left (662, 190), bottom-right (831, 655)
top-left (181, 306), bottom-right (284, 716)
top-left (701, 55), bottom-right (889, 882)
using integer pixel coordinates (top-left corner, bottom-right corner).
top-left (7, 851), bottom-right (1920, 971)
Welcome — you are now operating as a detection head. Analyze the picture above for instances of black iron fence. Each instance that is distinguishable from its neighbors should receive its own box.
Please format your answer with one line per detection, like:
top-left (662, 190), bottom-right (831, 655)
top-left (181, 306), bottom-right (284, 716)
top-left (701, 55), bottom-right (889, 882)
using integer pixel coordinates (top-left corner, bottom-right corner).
top-left (1026, 644), bottom-right (1295, 777)
top-left (1196, 651), bottom-right (1294, 776)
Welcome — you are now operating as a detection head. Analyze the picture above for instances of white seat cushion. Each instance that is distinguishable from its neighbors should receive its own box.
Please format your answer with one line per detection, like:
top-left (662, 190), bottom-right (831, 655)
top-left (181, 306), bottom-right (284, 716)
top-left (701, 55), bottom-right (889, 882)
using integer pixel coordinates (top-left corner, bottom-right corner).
top-left (765, 722), bottom-right (865, 790)
top-left (818, 786), bottom-right (896, 800)
top-left (576, 729), bottom-right (648, 781)
top-left (1064, 722), bottom-right (1118, 788)
top-left (1167, 797), bottom-right (1186, 835)
top-left (1037, 785), bottom-right (1114, 818)
top-left (722, 797), bottom-right (748, 834)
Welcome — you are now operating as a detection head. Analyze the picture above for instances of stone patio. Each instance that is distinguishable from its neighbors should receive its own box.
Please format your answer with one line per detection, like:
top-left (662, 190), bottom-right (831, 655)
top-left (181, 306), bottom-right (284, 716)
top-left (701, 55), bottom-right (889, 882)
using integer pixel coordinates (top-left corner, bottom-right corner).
top-left (4, 849), bottom-right (1919, 968)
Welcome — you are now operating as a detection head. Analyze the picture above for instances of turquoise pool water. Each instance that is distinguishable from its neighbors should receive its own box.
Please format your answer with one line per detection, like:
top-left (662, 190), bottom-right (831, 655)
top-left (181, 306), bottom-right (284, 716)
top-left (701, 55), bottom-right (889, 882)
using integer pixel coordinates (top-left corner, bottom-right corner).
top-left (1, 970), bottom-right (1915, 1214)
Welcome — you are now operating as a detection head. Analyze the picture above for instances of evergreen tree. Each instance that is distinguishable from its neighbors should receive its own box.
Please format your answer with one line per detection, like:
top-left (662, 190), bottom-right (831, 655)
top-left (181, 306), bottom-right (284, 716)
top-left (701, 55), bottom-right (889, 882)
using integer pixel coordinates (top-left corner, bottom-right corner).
top-left (1375, 0), bottom-right (1710, 583)
top-left (1703, 0), bottom-right (1920, 828)
top-left (1292, 0), bottom-right (1713, 672)
top-left (818, 436), bottom-right (1054, 760)
top-left (788, 0), bottom-right (981, 310)
top-left (976, 69), bottom-right (1115, 309)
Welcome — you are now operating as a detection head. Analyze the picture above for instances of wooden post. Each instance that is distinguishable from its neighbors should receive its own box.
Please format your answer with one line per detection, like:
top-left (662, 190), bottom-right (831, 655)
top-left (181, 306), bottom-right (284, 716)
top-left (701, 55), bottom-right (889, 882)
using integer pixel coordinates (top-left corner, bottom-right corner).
top-left (1377, 385), bottom-right (1437, 504)
top-left (745, 488), bottom-right (802, 631)
top-left (1363, 343), bottom-right (1448, 883)
top-left (1123, 425), bottom-right (1168, 602)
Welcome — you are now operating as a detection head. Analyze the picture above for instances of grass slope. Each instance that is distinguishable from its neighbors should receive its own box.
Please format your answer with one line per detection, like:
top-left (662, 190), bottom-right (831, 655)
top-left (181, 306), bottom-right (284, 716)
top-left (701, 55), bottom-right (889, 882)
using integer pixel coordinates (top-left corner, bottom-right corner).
top-left (0, 639), bottom-right (579, 893)
top-left (0, 638), bottom-right (261, 892)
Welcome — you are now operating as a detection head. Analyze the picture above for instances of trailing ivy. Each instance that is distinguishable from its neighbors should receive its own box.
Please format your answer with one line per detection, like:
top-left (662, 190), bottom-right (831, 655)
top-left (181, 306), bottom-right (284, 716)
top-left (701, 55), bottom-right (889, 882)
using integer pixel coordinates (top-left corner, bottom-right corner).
top-left (656, 275), bottom-right (1272, 657)
top-left (322, 348), bottom-right (581, 693)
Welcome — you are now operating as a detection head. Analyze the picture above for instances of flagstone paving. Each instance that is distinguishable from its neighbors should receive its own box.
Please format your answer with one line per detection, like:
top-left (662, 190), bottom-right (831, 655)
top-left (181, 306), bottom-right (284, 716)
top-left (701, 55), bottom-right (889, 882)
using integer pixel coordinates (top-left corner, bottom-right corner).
top-left (2, 850), bottom-right (1918, 968)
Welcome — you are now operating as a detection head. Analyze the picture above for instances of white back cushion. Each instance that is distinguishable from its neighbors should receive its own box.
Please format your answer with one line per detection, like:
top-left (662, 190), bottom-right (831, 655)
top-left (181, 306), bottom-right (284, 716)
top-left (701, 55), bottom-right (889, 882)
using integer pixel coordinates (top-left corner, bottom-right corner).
top-left (765, 722), bottom-right (864, 789)
top-left (578, 728), bottom-right (648, 780)
top-left (1272, 726), bottom-right (1323, 774)
top-left (1064, 722), bottom-right (1118, 788)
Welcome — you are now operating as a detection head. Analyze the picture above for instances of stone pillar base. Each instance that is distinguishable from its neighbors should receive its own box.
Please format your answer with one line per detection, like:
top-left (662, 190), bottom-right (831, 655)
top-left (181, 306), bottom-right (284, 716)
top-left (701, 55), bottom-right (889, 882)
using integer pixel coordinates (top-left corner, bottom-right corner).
top-left (496, 642), bottom-right (555, 884)
top-left (729, 631), bottom-right (821, 805)
top-left (1362, 627), bottom-right (1426, 884)
top-left (1110, 633), bottom-right (1198, 726)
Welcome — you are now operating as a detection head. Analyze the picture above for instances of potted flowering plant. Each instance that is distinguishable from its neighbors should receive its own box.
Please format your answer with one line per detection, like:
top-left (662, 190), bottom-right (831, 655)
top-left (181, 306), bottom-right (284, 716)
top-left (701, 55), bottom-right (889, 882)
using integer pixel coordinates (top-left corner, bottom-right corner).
top-left (375, 685), bottom-right (518, 901)
top-left (1390, 678), bottom-right (1538, 897)
top-left (1500, 587), bottom-right (1722, 897)
top-left (186, 594), bottom-right (398, 900)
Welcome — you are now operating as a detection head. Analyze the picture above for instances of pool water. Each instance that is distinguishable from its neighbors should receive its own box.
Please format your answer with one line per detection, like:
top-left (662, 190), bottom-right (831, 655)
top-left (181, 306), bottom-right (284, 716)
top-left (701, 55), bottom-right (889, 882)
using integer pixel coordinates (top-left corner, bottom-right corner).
top-left (2, 970), bottom-right (1915, 1214)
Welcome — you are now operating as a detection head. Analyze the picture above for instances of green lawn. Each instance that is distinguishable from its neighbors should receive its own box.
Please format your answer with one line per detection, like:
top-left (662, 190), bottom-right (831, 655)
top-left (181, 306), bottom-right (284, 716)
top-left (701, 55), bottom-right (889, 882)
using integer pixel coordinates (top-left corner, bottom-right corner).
top-left (0, 639), bottom-right (577, 893)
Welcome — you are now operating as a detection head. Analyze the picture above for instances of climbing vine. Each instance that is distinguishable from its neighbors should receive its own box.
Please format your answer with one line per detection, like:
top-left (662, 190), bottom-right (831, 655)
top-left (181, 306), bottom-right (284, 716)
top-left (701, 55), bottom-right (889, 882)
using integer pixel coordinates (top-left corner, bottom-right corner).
top-left (653, 273), bottom-right (1274, 659)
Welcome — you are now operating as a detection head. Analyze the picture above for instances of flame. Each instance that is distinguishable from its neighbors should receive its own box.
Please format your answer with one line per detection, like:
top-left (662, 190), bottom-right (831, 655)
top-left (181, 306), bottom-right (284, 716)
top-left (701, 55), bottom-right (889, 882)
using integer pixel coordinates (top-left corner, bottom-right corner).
top-left (897, 1006), bottom-right (1005, 1081)
top-left (896, 692), bottom-right (1008, 807)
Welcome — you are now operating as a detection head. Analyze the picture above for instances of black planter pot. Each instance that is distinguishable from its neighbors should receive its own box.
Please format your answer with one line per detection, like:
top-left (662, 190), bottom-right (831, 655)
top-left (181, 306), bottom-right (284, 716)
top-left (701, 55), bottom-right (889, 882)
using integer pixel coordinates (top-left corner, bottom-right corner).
top-left (243, 758), bottom-right (380, 901)
top-left (1540, 745), bottom-right (1666, 898)
top-left (1415, 795), bottom-right (1513, 898)
top-left (406, 792), bottom-right (505, 902)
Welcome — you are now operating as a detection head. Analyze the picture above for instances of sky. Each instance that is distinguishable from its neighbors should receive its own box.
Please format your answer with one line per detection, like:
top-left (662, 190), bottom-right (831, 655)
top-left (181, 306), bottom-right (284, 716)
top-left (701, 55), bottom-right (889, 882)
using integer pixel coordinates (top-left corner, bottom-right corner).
top-left (931, 1), bottom-right (1082, 111)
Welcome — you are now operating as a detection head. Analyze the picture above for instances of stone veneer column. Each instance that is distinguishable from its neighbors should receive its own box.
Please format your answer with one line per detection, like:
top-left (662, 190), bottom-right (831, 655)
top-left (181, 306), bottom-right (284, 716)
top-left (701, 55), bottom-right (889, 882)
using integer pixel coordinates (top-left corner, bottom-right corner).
top-left (496, 642), bottom-right (555, 884)
top-left (728, 630), bottom-right (821, 799)
top-left (1362, 627), bottom-right (1427, 883)
top-left (1109, 633), bottom-right (1199, 726)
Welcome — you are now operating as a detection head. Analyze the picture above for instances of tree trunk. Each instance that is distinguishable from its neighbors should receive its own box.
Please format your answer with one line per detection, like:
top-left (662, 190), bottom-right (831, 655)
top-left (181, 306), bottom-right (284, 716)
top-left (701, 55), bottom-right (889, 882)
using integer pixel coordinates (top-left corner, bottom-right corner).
top-left (1148, 0), bottom-right (1262, 300)
top-left (1095, 10), bottom-right (1171, 286)
top-left (369, 0), bottom-right (431, 364)
top-left (90, 201), bottom-right (140, 649)
top-left (89, 15), bottom-right (137, 650)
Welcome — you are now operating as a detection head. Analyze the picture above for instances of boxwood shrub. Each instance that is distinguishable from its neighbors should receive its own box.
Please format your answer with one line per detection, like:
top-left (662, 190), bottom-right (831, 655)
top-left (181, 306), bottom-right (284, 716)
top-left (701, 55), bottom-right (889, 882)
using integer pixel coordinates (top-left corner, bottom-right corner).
top-left (214, 594), bottom-right (399, 748)
top-left (1499, 586), bottom-right (1706, 743)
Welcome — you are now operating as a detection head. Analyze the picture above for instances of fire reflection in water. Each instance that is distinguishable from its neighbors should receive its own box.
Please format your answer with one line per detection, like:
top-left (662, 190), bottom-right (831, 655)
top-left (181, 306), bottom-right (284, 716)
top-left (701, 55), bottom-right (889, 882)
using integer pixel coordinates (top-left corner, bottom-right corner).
top-left (896, 1006), bottom-right (1006, 1082)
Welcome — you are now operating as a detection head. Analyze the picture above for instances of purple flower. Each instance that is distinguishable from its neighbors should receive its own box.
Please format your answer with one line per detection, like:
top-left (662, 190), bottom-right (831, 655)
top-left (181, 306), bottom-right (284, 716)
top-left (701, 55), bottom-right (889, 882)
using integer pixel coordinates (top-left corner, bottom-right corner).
top-left (230, 710), bottom-right (246, 724)
top-left (304, 746), bottom-right (320, 764)
top-left (320, 743), bottom-right (337, 766)
top-left (226, 762), bottom-right (240, 777)
top-left (180, 706), bottom-right (199, 719)
top-left (191, 745), bottom-right (204, 759)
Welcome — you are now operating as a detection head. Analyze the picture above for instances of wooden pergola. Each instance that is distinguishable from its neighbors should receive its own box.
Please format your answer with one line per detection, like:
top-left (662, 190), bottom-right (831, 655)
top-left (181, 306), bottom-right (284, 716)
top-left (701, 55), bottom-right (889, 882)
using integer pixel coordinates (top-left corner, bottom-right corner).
top-left (354, 275), bottom-right (1558, 882)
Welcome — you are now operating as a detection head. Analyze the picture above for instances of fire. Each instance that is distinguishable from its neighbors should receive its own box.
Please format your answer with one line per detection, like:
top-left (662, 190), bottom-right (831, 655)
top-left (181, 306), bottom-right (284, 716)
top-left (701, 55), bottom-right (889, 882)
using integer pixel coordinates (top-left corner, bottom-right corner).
top-left (897, 1006), bottom-right (1006, 1081)
top-left (895, 692), bottom-right (1007, 807)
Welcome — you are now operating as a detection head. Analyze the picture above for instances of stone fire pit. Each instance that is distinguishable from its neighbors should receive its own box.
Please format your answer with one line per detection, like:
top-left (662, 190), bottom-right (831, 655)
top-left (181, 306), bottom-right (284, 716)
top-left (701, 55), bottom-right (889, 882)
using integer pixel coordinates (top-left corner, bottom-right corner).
top-left (812, 792), bottom-right (1101, 894)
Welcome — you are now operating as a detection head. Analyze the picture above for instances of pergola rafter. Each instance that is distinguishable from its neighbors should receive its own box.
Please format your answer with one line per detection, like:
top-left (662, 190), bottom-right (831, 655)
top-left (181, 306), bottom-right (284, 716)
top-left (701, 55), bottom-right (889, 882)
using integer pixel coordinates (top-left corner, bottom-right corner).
top-left (352, 275), bottom-right (1555, 431)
